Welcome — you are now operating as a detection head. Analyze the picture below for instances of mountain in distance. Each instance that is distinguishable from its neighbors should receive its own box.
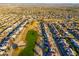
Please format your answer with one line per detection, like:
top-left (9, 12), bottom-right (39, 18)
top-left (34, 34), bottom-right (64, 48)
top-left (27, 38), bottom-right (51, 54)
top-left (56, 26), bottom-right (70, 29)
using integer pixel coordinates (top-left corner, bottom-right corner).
top-left (0, 3), bottom-right (79, 7)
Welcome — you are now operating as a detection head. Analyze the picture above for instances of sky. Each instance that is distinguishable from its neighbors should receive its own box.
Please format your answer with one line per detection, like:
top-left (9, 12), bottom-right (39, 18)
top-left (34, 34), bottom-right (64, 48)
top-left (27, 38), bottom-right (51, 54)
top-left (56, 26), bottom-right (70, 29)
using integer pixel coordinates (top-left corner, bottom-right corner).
top-left (0, 0), bottom-right (79, 3)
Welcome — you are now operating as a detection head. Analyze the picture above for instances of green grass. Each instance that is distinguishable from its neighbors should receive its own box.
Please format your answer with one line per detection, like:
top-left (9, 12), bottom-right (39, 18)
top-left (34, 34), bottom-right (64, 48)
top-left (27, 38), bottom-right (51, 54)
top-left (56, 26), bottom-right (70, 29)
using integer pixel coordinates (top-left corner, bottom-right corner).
top-left (19, 29), bottom-right (38, 56)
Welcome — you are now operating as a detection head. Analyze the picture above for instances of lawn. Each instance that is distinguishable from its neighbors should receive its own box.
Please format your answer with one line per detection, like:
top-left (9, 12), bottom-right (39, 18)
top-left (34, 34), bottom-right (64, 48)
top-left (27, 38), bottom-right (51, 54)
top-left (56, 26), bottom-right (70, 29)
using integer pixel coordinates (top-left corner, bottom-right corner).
top-left (19, 29), bottom-right (38, 56)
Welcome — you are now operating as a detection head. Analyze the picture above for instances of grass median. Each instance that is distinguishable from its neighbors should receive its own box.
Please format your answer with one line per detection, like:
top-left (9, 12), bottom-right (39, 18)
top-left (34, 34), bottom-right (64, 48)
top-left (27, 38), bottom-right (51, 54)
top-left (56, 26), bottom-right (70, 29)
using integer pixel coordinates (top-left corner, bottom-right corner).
top-left (19, 29), bottom-right (38, 56)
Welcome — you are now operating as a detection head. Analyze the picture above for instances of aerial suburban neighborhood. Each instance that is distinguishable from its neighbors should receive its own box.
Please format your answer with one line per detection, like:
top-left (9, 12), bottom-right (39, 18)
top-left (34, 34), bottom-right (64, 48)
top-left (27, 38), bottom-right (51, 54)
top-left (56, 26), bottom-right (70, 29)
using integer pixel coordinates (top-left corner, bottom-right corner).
top-left (0, 3), bottom-right (79, 56)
